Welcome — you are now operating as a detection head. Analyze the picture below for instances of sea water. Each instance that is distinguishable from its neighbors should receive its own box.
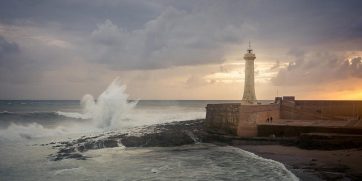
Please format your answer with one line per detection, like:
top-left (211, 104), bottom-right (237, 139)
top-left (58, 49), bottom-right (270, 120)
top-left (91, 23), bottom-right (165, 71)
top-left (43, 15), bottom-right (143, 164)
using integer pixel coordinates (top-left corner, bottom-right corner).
top-left (0, 80), bottom-right (297, 180)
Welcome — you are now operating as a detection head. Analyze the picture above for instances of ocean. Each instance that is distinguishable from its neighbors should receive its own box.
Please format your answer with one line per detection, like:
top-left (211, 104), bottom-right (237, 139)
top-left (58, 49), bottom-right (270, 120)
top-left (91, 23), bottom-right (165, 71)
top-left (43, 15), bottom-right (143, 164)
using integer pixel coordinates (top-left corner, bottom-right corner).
top-left (0, 84), bottom-right (297, 181)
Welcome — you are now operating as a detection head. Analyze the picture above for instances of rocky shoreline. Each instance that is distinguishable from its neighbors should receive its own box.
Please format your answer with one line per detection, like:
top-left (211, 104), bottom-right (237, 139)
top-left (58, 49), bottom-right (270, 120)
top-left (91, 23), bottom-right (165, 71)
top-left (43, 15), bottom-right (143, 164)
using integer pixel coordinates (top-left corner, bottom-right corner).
top-left (45, 119), bottom-right (362, 180)
top-left (47, 119), bottom-right (207, 161)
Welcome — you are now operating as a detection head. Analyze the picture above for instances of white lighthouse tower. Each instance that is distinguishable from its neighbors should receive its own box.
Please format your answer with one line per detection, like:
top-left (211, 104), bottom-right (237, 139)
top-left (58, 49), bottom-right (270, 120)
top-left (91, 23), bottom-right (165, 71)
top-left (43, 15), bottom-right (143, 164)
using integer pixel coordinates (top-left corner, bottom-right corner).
top-left (241, 42), bottom-right (257, 104)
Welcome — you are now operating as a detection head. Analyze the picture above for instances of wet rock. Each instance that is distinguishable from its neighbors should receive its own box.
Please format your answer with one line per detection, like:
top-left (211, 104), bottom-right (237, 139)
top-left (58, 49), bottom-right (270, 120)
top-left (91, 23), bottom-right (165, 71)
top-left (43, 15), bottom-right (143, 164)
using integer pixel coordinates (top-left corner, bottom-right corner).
top-left (108, 133), bottom-right (126, 140)
top-left (121, 131), bottom-right (195, 147)
top-left (52, 153), bottom-right (87, 161)
top-left (49, 119), bottom-right (207, 161)
top-left (103, 139), bottom-right (118, 147)
top-left (121, 136), bottom-right (145, 147)
top-left (77, 145), bottom-right (85, 152)
top-left (84, 141), bottom-right (95, 150)
top-left (67, 153), bottom-right (87, 160)
top-left (58, 147), bottom-right (75, 154)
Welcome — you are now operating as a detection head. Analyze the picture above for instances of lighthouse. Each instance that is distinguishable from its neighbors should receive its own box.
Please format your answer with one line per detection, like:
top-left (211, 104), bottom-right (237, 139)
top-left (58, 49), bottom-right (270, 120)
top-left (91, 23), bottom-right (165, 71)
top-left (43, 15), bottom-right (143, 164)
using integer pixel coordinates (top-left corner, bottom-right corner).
top-left (241, 42), bottom-right (257, 104)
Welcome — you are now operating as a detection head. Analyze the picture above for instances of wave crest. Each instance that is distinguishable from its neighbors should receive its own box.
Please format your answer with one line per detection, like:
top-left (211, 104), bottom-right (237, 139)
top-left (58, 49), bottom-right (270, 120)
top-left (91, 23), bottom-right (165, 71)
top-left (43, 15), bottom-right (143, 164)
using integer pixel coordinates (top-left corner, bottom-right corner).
top-left (81, 78), bottom-right (137, 129)
top-left (55, 111), bottom-right (90, 119)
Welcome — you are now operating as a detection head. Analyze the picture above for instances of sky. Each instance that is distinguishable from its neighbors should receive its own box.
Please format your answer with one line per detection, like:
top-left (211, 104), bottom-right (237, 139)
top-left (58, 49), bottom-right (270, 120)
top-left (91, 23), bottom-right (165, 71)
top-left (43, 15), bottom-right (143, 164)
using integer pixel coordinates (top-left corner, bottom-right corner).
top-left (0, 0), bottom-right (362, 100)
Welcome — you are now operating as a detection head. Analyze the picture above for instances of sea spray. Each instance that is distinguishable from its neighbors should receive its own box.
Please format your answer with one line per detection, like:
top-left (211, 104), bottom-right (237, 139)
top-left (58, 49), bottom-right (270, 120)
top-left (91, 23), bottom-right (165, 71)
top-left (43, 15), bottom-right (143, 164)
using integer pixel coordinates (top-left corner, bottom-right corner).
top-left (0, 123), bottom-right (67, 140)
top-left (81, 78), bottom-right (137, 129)
top-left (0, 78), bottom-right (137, 140)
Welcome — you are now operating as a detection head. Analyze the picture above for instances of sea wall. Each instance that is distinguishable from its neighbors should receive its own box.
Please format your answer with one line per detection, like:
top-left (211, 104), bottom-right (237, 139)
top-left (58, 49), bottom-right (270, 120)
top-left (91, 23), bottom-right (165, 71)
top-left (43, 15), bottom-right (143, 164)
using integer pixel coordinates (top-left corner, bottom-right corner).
top-left (205, 103), bottom-right (280, 137)
top-left (237, 104), bottom-right (280, 137)
top-left (205, 104), bottom-right (241, 135)
top-left (205, 97), bottom-right (362, 138)
top-left (280, 97), bottom-right (362, 120)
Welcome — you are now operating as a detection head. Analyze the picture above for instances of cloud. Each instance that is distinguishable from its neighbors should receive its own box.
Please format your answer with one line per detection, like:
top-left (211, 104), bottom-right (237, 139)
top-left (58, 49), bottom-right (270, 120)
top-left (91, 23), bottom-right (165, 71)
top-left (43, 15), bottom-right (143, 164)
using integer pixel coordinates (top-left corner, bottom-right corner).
top-left (0, 36), bottom-right (40, 84)
top-left (1, 0), bottom-right (362, 99)
top-left (270, 60), bottom-right (280, 70)
top-left (272, 50), bottom-right (362, 86)
top-left (185, 75), bottom-right (208, 88)
top-left (0, 36), bottom-right (20, 68)
top-left (85, 5), bottom-right (246, 70)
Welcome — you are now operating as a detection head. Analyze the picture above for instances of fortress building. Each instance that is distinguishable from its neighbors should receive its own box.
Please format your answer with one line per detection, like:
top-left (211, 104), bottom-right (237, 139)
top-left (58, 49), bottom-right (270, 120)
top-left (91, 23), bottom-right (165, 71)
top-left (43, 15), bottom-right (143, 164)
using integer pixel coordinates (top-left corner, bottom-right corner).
top-left (205, 44), bottom-right (362, 138)
top-left (241, 42), bottom-right (257, 104)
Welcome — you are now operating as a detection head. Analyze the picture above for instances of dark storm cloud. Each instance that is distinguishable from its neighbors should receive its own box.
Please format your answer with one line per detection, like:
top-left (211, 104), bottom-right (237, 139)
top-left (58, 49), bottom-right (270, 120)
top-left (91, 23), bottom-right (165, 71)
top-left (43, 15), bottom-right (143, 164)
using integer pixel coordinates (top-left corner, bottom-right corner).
top-left (0, 33), bottom-right (75, 85)
top-left (0, 36), bottom-right (41, 86)
top-left (0, 0), bottom-right (362, 99)
top-left (0, 36), bottom-right (20, 68)
top-left (0, 0), bottom-right (161, 31)
top-left (85, 5), bottom-right (246, 70)
top-left (248, 0), bottom-right (362, 45)
top-left (0, 36), bottom-right (19, 54)
top-left (1, 0), bottom-right (362, 70)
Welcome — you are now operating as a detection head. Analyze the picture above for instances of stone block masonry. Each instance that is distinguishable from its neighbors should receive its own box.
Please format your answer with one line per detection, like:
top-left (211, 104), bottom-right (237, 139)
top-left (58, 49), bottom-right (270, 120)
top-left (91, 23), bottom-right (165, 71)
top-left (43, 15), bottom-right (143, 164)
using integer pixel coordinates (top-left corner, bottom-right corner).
top-left (206, 103), bottom-right (280, 137)
top-left (280, 98), bottom-right (362, 121)
top-left (205, 104), bottom-right (241, 135)
top-left (205, 96), bottom-right (362, 138)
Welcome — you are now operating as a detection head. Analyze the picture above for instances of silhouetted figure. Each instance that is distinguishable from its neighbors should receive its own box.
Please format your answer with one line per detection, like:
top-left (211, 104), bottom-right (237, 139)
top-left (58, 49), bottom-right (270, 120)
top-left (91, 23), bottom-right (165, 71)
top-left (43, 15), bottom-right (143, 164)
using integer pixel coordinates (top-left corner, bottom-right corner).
top-left (266, 118), bottom-right (269, 123)
top-left (270, 117), bottom-right (273, 123)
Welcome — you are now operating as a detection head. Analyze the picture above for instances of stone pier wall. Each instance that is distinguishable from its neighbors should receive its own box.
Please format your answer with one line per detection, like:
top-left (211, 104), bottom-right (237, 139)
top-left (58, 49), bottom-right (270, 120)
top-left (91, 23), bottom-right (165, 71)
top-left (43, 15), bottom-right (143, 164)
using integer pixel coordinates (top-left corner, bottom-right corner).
top-left (237, 104), bottom-right (280, 137)
top-left (205, 97), bottom-right (362, 138)
top-left (205, 103), bottom-right (280, 137)
top-left (280, 97), bottom-right (362, 120)
top-left (205, 104), bottom-right (241, 135)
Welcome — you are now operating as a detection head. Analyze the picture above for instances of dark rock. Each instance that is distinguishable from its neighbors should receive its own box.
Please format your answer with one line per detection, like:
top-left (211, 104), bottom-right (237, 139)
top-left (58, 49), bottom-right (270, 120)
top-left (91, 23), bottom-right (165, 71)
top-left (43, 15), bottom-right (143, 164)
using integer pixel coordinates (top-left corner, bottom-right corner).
top-left (121, 131), bottom-right (195, 147)
top-left (65, 142), bottom-right (74, 147)
top-left (49, 119), bottom-right (208, 161)
top-left (77, 145), bottom-right (85, 152)
top-left (58, 147), bottom-right (75, 154)
top-left (84, 141), bottom-right (95, 150)
top-left (52, 153), bottom-right (87, 161)
top-left (103, 139), bottom-right (118, 147)
top-left (108, 133), bottom-right (127, 140)
top-left (67, 153), bottom-right (87, 160)
top-left (121, 136), bottom-right (146, 147)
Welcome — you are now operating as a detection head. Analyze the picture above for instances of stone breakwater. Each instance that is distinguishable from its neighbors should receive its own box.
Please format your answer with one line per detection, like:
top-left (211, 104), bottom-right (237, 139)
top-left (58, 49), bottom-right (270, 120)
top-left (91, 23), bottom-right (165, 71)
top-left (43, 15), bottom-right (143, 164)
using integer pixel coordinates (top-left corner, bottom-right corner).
top-left (47, 119), bottom-right (208, 161)
top-left (45, 119), bottom-right (362, 161)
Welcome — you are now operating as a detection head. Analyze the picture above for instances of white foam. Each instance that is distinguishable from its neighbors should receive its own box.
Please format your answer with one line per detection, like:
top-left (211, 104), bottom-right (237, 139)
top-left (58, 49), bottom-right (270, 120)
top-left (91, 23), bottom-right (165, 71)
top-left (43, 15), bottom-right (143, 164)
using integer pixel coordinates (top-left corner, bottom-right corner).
top-left (81, 77), bottom-right (137, 129)
top-left (0, 123), bottom-right (67, 140)
top-left (227, 146), bottom-right (300, 181)
top-left (54, 167), bottom-right (86, 175)
top-left (56, 111), bottom-right (90, 119)
top-left (0, 78), bottom-right (206, 141)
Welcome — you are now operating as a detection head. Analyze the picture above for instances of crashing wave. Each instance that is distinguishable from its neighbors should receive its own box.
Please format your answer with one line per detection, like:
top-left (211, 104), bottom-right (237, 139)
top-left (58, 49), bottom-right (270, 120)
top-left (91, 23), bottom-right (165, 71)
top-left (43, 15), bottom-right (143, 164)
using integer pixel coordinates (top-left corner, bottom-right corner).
top-left (81, 77), bottom-right (137, 129)
top-left (56, 111), bottom-right (90, 119)
top-left (0, 111), bottom-right (88, 120)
